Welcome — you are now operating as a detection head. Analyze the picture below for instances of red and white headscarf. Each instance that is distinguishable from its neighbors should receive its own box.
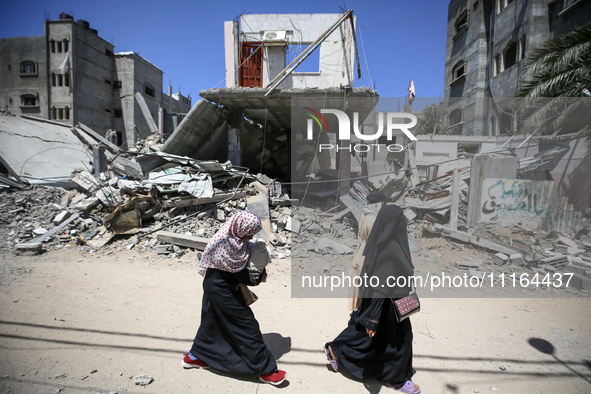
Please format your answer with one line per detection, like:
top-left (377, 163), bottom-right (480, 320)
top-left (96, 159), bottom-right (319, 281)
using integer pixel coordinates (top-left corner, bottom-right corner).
top-left (198, 210), bottom-right (262, 276)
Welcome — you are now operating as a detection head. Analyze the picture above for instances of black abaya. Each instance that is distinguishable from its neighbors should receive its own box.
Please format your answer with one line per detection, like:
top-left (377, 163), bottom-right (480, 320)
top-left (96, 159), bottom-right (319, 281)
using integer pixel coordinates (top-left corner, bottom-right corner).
top-left (190, 268), bottom-right (277, 375)
top-left (327, 204), bottom-right (417, 386)
top-left (327, 297), bottom-right (414, 386)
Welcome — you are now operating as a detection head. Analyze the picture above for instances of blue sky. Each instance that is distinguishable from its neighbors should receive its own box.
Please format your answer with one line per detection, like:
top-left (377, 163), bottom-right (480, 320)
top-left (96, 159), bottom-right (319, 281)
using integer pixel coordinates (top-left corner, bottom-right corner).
top-left (0, 0), bottom-right (448, 100)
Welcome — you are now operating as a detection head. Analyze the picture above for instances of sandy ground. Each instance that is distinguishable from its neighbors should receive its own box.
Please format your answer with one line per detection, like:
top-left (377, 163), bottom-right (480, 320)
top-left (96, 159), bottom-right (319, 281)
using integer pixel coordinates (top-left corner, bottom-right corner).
top-left (0, 245), bottom-right (590, 394)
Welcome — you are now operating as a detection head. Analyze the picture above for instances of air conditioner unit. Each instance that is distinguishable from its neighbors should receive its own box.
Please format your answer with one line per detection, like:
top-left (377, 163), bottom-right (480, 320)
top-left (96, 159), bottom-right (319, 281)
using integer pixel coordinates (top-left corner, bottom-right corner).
top-left (262, 30), bottom-right (287, 42)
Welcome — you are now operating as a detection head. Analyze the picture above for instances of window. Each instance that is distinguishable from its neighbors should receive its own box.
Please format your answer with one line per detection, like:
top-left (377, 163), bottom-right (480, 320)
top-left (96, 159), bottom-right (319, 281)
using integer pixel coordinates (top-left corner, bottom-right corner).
top-left (503, 41), bottom-right (518, 70)
top-left (105, 49), bottom-right (113, 57)
top-left (51, 106), bottom-right (70, 120)
top-left (286, 44), bottom-right (320, 73)
top-left (20, 61), bottom-right (37, 76)
top-left (519, 36), bottom-right (527, 61)
top-left (490, 116), bottom-right (498, 136)
top-left (449, 108), bottom-right (463, 125)
top-left (50, 39), bottom-right (69, 53)
top-left (144, 85), bottom-right (155, 97)
top-left (112, 80), bottom-right (122, 89)
top-left (114, 109), bottom-right (122, 118)
top-left (21, 95), bottom-right (38, 106)
top-left (451, 61), bottom-right (466, 83)
top-left (548, 1), bottom-right (564, 29)
top-left (497, 0), bottom-right (514, 13)
top-left (7, 65), bottom-right (11, 71)
top-left (494, 54), bottom-right (502, 76)
top-left (455, 10), bottom-right (469, 37)
top-left (51, 72), bottom-right (70, 87)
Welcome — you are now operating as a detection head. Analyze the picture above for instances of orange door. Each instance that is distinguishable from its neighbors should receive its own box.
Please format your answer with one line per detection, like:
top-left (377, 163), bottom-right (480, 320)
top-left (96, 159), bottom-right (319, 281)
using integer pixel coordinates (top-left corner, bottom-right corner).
top-left (239, 43), bottom-right (263, 87)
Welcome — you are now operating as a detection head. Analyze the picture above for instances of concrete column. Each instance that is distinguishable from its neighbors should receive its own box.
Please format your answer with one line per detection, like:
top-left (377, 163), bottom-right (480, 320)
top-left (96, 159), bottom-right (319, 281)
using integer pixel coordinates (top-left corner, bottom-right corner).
top-left (449, 168), bottom-right (459, 230)
top-left (227, 112), bottom-right (241, 166)
top-left (93, 145), bottom-right (107, 176)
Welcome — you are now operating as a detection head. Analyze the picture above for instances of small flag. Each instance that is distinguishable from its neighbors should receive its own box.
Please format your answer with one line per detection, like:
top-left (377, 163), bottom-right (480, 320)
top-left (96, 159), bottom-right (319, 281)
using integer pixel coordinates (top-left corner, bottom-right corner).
top-left (408, 80), bottom-right (415, 105)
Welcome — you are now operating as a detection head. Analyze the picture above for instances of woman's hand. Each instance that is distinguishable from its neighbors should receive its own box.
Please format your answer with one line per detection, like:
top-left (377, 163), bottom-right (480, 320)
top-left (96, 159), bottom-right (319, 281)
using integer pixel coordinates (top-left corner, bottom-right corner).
top-left (366, 328), bottom-right (375, 337)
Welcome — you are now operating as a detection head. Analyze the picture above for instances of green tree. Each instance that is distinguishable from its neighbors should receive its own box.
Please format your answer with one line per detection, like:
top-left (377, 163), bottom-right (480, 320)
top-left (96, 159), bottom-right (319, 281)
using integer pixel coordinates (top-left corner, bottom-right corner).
top-left (414, 104), bottom-right (450, 135)
top-left (518, 24), bottom-right (591, 144)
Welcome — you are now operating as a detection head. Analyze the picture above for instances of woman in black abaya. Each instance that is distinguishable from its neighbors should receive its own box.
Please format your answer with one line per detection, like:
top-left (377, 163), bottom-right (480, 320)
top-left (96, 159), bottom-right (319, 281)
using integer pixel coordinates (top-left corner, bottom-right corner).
top-left (182, 210), bottom-right (286, 386)
top-left (325, 204), bottom-right (420, 393)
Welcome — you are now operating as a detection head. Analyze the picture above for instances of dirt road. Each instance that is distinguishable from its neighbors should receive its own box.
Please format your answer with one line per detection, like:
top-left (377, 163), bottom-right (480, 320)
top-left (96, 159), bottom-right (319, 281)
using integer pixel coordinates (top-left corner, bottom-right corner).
top-left (0, 246), bottom-right (590, 393)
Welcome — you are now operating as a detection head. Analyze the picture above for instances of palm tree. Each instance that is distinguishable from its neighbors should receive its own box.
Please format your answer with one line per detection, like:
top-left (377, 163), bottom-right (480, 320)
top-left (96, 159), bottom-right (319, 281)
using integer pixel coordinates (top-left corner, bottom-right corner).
top-left (517, 24), bottom-right (591, 145)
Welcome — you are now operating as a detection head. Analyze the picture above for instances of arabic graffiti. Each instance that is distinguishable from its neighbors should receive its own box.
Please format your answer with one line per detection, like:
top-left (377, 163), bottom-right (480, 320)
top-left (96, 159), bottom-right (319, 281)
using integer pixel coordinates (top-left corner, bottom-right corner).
top-left (479, 178), bottom-right (581, 230)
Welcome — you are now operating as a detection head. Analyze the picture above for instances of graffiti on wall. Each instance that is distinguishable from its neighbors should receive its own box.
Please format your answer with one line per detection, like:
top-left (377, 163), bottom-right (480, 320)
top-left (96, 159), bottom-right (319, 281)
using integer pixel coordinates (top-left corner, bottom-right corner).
top-left (479, 178), bottom-right (584, 233)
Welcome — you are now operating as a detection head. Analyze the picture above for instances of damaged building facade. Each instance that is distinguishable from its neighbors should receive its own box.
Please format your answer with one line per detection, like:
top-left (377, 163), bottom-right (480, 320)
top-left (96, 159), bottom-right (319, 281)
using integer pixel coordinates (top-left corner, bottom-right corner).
top-left (443, 0), bottom-right (591, 136)
top-left (0, 12), bottom-right (191, 149)
top-left (161, 12), bottom-right (378, 187)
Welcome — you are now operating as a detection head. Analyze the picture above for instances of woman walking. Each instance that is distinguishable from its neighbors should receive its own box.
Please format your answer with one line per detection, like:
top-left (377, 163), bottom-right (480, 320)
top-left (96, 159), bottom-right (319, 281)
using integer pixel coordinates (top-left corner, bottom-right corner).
top-left (325, 204), bottom-right (420, 393)
top-left (182, 210), bottom-right (286, 386)
top-left (348, 190), bottom-right (390, 311)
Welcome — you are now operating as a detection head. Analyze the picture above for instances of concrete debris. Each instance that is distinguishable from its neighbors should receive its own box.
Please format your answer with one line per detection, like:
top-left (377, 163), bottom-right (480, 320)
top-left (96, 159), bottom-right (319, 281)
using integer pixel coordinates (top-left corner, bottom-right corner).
top-left (1, 114), bottom-right (590, 297)
top-left (493, 253), bottom-right (510, 266)
top-left (134, 373), bottom-right (153, 386)
top-left (313, 238), bottom-right (353, 255)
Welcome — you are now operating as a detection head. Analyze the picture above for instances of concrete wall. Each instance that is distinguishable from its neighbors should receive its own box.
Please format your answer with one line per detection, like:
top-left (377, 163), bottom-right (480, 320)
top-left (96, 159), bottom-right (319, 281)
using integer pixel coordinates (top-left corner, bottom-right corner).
top-left (48, 20), bottom-right (117, 132)
top-left (1, 15), bottom-right (184, 149)
top-left (477, 178), bottom-right (589, 233)
top-left (235, 14), bottom-right (356, 89)
top-left (0, 36), bottom-right (48, 118)
top-left (115, 53), bottom-right (163, 148)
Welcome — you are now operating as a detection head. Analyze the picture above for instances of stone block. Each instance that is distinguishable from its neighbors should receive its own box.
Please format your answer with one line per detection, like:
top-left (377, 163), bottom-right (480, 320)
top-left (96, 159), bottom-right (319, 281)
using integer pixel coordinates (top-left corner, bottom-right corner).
top-left (510, 253), bottom-right (525, 266)
top-left (53, 210), bottom-right (71, 225)
top-left (493, 253), bottom-right (510, 265)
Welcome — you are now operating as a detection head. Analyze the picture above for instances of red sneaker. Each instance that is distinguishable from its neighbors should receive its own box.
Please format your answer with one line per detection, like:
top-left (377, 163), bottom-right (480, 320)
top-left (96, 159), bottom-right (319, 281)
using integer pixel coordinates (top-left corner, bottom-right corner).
top-left (259, 370), bottom-right (287, 386)
top-left (181, 353), bottom-right (210, 369)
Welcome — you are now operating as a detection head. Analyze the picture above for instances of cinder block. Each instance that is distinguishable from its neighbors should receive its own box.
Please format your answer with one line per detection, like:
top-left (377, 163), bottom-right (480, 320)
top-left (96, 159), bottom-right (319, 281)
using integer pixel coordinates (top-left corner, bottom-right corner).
top-left (568, 273), bottom-right (591, 291)
top-left (449, 229), bottom-right (472, 243)
top-left (493, 253), bottom-right (509, 265)
top-left (510, 253), bottom-right (525, 266)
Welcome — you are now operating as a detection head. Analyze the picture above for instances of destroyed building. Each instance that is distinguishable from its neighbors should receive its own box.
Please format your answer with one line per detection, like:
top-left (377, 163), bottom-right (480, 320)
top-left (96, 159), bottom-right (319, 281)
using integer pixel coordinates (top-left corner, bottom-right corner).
top-left (161, 11), bottom-right (378, 186)
top-left (0, 12), bottom-right (191, 149)
top-left (1, 9), bottom-right (591, 294)
top-left (443, 0), bottom-right (591, 136)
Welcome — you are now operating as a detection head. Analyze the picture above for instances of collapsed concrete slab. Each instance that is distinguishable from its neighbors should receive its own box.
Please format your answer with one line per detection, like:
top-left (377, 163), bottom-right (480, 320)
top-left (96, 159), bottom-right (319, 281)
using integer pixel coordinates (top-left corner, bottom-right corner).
top-left (160, 100), bottom-right (228, 161)
top-left (0, 115), bottom-right (91, 187)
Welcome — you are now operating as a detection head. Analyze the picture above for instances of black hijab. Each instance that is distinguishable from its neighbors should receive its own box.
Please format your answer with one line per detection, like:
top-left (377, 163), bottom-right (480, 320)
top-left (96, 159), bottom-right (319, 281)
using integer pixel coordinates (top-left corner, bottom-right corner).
top-left (360, 204), bottom-right (415, 299)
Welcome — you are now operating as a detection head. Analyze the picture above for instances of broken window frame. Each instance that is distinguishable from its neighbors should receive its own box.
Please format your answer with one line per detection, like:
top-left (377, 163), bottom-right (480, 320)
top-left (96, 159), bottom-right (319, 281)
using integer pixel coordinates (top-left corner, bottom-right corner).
top-left (454, 10), bottom-right (469, 39)
top-left (19, 61), bottom-right (37, 76)
top-left (497, 0), bottom-right (515, 13)
top-left (503, 41), bottom-right (518, 70)
top-left (450, 60), bottom-right (467, 84)
top-left (449, 108), bottom-right (464, 126)
top-left (20, 94), bottom-right (38, 107)
top-left (144, 85), bottom-right (155, 98)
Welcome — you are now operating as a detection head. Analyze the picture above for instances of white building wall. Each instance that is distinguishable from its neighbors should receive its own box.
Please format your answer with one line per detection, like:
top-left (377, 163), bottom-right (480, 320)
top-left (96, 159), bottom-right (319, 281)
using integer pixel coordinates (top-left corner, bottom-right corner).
top-left (236, 13), bottom-right (356, 89)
